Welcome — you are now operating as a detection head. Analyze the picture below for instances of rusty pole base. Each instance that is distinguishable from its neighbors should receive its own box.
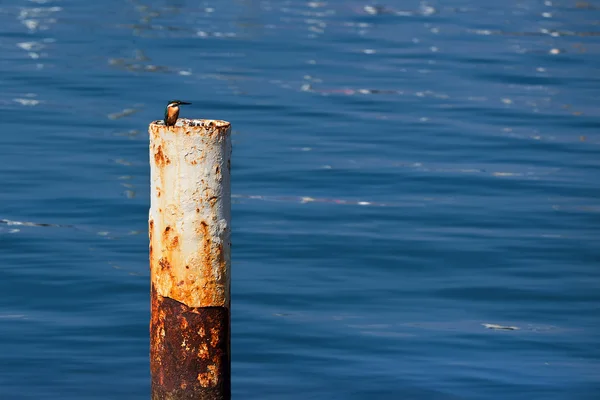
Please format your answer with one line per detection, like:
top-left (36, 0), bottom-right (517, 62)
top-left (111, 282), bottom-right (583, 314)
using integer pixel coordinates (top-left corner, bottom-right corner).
top-left (151, 287), bottom-right (230, 400)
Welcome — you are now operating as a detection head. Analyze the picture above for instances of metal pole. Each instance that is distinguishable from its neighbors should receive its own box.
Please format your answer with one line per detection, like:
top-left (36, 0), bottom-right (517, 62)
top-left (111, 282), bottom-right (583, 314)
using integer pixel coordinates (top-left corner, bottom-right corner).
top-left (148, 118), bottom-right (232, 400)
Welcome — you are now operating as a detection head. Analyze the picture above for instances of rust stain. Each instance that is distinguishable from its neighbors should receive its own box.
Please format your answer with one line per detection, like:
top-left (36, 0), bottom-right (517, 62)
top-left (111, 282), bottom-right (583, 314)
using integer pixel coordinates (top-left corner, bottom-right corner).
top-left (197, 221), bottom-right (213, 282)
top-left (198, 343), bottom-right (209, 359)
top-left (153, 219), bottom-right (227, 309)
top-left (162, 225), bottom-right (179, 251)
top-left (149, 220), bottom-right (154, 242)
top-left (210, 328), bottom-right (219, 348)
top-left (149, 219), bottom-right (154, 264)
top-left (159, 257), bottom-right (170, 271)
top-left (154, 144), bottom-right (170, 166)
top-left (198, 221), bottom-right (209, 243)
top-left (150, 286), bottom-right (230, 399)
top-left (216, 243), bottom-right (223, 261)
top-left (180, 218), bottom-right (228, 306)
top-left (197, 363), bottom-right (219, 387)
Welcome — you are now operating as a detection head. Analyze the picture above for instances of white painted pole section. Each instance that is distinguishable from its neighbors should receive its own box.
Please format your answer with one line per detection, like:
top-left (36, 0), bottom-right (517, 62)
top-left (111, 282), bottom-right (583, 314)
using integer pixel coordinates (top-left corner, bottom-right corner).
top-left (149, 118), bottom-right (232, 308)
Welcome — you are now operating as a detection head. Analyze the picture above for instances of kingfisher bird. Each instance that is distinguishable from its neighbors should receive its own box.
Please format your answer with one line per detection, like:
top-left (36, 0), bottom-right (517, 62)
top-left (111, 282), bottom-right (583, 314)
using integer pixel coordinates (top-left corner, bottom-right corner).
top-left (164, 100), bottom-right (191, 127)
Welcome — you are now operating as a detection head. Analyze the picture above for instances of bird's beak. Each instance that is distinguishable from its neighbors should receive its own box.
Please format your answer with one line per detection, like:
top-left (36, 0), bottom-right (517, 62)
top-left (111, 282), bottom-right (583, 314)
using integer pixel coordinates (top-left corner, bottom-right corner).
top-left (179, 101), bottom-right (191, 105)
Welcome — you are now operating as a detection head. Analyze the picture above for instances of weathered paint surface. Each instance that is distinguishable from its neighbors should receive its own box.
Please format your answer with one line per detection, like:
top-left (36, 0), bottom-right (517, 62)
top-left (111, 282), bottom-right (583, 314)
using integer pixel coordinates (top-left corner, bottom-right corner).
top-left (149, 118), bottom-right (232, 308)
top-left (151, 286), bottom-right (230, 400)
top-left (149, 118), bottom-right (232, 399)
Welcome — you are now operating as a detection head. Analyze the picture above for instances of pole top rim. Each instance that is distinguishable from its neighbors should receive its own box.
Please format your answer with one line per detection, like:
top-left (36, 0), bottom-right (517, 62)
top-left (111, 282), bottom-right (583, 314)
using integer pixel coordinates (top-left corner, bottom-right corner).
top-left (150, 118), bottom-right (231, 129)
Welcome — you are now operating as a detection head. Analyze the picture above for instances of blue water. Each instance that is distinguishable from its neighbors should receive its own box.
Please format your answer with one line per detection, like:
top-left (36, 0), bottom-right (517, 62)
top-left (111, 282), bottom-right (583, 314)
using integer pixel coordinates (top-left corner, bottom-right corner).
top-left (1, 0), bottom-right (599, 398)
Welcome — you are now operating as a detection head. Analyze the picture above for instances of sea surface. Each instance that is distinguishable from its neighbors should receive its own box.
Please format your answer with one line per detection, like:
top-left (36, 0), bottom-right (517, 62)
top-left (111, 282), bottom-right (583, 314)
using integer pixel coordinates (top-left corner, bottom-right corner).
top-left (1, 0), bottom-right (599, 399)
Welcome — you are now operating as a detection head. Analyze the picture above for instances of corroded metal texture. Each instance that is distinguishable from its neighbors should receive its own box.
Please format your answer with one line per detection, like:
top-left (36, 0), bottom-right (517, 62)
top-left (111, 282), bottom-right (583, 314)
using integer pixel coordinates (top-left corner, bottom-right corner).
top-left (149, 118), bottom-right (232, 399)
top-left (149, 118), bottom-right (232, 308)
top-left (151, 286), bottom-right (230, 400)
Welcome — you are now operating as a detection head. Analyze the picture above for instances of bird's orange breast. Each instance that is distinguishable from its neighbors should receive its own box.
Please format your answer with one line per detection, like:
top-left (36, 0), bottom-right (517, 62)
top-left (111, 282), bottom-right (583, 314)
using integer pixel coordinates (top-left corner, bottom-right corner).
top-left (165, 106), bottom-right (179, 126)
